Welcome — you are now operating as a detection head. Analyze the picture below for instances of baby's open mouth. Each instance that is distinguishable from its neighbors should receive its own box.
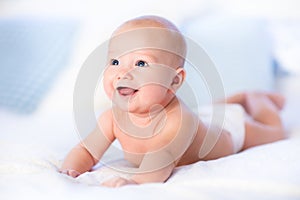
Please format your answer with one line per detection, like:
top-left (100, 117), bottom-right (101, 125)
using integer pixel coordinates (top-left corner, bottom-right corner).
top-left (117, 87), bottom-right (138, 96)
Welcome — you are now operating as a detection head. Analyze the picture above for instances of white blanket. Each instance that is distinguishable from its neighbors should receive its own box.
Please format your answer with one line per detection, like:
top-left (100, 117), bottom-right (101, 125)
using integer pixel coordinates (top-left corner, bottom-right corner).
top-left (1, 114), bottom-right (300, 200)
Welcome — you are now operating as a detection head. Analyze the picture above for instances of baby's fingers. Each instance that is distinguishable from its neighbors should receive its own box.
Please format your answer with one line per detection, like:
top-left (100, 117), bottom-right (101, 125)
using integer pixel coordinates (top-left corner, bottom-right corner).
top-left (68, 170), bottom-right (80, 178)
top-left (59, 169), bottom-right (80, 178)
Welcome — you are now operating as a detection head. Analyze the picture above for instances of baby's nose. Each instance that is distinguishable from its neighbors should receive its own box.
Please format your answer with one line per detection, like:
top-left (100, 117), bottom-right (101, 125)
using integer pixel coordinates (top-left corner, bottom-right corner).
top-left (117, 68), bottom-right (134, 80)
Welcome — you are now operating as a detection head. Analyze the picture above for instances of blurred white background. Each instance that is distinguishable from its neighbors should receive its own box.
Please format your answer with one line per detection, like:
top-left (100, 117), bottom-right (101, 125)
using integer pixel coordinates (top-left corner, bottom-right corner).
top-left (1, 0), bottom-right (300, 66)
top-left (0, 0), bottom-right (299, 120)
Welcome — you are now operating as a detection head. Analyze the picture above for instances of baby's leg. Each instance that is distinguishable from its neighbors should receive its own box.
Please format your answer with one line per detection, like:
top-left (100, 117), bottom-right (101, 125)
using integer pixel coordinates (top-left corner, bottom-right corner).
top-left (223, 92), bottom-right (286, 149)
top-left (223, 92), bottom-right (285, 113)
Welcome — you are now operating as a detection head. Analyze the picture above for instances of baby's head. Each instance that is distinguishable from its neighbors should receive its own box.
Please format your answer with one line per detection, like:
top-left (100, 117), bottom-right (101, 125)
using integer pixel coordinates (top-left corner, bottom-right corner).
top-left (103, 15), bottom-right (187, 113)
top-left (111, 15), bottom-right (186, 67)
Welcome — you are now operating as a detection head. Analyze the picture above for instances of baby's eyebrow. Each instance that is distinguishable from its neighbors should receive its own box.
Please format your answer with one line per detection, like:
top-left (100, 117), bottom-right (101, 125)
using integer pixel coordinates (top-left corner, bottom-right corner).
top-left (108, 50), bottom-right (116, 57)
top-left (131, 52), bottom-right (158, 61)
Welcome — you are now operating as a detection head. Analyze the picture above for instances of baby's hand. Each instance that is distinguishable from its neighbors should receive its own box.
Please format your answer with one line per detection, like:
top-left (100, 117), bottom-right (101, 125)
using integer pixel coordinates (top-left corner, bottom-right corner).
top-left (101, 177), bottom-right (137, 188)
top-left (59, 169), bottom-right (81, 178)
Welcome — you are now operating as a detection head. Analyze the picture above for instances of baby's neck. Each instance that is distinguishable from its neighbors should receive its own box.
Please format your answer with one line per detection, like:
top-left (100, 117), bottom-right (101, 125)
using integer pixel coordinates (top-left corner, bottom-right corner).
top-left (113, 97), bottom-right (178, 138)
top-left (128, 107), bottom-right (165, 127)
top-left (129, 96), bottom-right (177, 124)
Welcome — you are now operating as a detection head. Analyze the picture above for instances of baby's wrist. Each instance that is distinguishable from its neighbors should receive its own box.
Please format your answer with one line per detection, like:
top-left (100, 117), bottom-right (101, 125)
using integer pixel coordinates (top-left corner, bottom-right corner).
top-left (127, 178), bottom-right (138, 185)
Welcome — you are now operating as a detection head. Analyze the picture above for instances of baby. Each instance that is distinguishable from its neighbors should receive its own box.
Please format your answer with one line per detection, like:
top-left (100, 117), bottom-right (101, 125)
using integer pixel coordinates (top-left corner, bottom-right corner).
top-left (60, 15), bottom-right (286, 187)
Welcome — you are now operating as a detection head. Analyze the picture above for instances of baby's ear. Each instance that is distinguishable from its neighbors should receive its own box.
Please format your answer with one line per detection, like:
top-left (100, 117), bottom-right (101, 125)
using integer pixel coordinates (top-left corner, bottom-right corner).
top-left (171, 67), bottom-right (185, 92)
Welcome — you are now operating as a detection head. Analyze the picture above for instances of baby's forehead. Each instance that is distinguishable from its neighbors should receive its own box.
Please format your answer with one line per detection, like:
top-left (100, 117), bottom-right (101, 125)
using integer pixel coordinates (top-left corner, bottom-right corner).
top-left (109, 48), bottom-right (173, 57)
top-left (108, 27), bottom-right (186, 61)
top-left (113, 16), bottom-right (178, 34)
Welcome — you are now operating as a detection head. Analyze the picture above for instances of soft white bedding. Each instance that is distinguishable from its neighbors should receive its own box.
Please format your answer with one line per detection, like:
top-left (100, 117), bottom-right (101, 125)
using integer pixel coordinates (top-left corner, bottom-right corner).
top-left (1, 123), bottom-right (300, 200)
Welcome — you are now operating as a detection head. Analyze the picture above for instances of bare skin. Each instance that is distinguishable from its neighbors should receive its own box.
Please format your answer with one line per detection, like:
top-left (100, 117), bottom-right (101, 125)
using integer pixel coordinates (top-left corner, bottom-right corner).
top-left (60, 15), bottom-right (286, 187)
top-left (223, 92), bottom-right (286, 150)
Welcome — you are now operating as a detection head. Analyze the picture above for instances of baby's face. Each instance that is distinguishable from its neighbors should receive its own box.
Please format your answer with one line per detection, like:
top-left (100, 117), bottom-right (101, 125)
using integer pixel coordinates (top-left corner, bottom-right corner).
top-left (103, 48), bottom-right (180, 114)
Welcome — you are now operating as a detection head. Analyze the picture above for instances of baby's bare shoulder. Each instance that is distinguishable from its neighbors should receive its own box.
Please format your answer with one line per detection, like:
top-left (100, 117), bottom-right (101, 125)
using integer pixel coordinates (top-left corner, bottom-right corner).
top-left (167, 100), bottom-right (198, 122)
top-left (97, 109), bottom-right (115, 138)
top-left (98, 109), bottom-right (113, 122)
top-left (164, 101), bottom-right (199, 137)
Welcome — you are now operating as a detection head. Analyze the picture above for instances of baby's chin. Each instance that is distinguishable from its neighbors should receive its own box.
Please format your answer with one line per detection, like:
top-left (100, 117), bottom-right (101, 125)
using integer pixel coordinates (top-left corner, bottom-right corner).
top-left (111, 97), bottom-right (140, 113)
top-left (112, 100), bottom-right (159, 115)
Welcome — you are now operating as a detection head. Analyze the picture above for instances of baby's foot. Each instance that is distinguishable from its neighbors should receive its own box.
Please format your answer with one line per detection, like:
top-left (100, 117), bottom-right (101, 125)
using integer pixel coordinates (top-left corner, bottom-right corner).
top-left (265, 92), bottom-right (285, 110)
top-left (244, 92), bottom-right (285, 115)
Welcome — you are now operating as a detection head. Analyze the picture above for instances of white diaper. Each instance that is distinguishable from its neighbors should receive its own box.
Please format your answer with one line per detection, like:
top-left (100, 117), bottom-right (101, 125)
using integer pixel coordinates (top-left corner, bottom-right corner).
top-left (197, 104), bottom-right (246, 154)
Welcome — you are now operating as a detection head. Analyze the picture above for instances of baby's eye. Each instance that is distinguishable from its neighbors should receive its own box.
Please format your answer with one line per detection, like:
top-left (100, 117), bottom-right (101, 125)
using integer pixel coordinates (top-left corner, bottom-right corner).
top-left (135, 60), bottom-right (148, 67)
top-left (111, 59), bottom-right (119, 66)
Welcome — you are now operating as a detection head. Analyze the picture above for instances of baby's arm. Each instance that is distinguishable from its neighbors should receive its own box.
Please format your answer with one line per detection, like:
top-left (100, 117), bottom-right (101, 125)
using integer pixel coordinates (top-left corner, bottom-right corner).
top-left (60, 110), bottom-right (115, 177)
top-left (60, 143), bottom-right (97, 177)
top-left (101, 155), bottom-right (176, 187)
top-left (101, 137), bottom-right (178, 187)
top-left (134, 112), bottom-right (198, 183)
top-left (102, 110), bottom-right (198, 187)
top-left (130, 150), bottom-right (176, 184)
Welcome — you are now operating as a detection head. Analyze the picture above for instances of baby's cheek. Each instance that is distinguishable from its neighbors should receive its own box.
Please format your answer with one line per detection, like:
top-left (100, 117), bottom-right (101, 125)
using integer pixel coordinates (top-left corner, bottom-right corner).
top-left (142, 86), bottom-right (168, 102)
top-left (105, 87), bottom-right (114, 100)
top-left (102, 80), bottom-right (114, 99)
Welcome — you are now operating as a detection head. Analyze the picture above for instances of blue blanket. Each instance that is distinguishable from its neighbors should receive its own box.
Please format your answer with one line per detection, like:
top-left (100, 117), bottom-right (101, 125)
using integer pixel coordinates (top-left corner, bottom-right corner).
top-left (0, 18), bottom-right (78, 113)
